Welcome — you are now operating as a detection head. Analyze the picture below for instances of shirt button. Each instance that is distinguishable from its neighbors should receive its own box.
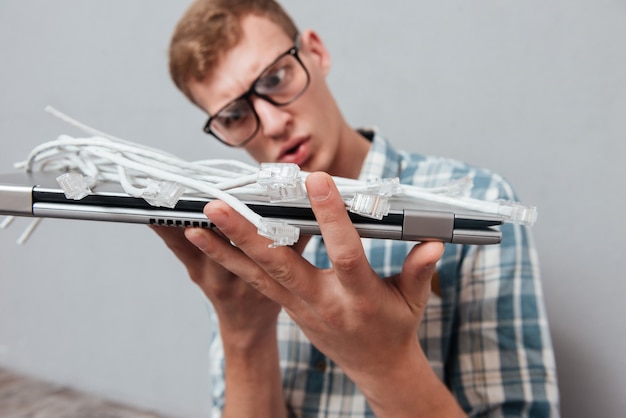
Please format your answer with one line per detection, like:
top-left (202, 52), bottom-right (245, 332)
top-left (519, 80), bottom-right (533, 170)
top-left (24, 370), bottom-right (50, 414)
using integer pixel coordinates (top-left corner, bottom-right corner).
top-left (315, 360), bottom-right (327, 373)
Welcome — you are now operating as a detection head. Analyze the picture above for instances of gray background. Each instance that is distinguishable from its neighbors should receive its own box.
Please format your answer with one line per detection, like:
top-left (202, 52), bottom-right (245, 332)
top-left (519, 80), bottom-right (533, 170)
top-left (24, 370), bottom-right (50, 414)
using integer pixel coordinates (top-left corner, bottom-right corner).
top-left (0, 1), bottom-right (624, 417)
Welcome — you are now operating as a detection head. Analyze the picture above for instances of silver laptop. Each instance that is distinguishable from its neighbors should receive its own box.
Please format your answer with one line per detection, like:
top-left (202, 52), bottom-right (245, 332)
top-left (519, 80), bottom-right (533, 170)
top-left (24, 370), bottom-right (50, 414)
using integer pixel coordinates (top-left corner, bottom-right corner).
top-left (0, 170), bottom-right (503, 245)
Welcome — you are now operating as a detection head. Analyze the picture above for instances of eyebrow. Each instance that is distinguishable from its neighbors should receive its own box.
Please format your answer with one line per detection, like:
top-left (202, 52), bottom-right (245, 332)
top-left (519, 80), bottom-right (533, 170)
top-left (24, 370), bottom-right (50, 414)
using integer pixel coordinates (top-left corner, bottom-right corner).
top-left (208, 42), bottom-right (296, 116)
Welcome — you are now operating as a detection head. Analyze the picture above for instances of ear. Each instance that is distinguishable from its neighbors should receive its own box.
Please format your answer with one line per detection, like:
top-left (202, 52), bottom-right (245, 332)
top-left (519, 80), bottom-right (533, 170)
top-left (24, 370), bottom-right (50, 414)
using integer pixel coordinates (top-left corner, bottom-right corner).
top-left (299, 29), bottom-right (332, 77)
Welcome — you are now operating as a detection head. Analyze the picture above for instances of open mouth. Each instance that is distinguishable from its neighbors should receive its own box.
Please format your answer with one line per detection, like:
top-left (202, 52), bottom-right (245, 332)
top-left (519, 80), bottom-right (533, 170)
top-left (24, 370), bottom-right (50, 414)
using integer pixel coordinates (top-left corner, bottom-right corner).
top-left (285, 143), bottom-right (301, 156)
top-left (279, 139), bottom-right (310, 166)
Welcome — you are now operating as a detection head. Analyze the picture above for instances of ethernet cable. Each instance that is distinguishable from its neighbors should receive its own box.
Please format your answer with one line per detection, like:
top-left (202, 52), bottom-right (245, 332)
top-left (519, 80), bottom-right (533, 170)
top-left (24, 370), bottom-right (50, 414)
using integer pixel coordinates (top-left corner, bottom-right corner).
top-left (2, 107), bottom-right (537, 245)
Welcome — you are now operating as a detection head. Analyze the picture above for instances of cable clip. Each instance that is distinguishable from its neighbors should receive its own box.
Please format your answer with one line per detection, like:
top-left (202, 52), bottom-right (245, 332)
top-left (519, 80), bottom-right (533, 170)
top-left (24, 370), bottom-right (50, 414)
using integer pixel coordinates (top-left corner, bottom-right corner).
top-left (257, 163), bottom-right (306, 202)
top-left (366, 177), bottom-right (402, 196)
top-left (496, 200), bottom-right (538, 226)
top-left (257, 163), bottom-right (300, 186)
top-left (349, 193), bottom-right (391, 220)
top-left (348, 177), bottom-right (400, 219)
top-left (141, 180), bottom-right (185, 208)
top-left (266, 180), bottom-right (306, 203)
top-left (257, 219), bottom-right (300, 248)
top-left (438, 176), bottom-right (473, 196)
top-left (56, 172), bottom-right (95, 200)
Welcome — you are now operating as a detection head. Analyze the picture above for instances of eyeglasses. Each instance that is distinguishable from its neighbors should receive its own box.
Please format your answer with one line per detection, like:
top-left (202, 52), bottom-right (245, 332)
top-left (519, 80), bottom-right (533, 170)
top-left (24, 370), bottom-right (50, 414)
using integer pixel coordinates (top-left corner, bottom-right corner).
top-left (203, 38), bottom-right (311, 147)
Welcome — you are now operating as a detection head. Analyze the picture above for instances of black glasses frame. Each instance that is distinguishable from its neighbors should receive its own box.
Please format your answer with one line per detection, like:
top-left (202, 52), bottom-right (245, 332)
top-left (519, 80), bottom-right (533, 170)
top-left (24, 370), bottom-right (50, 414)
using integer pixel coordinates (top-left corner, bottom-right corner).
top-left (203, 39), bottom-right (310, 147)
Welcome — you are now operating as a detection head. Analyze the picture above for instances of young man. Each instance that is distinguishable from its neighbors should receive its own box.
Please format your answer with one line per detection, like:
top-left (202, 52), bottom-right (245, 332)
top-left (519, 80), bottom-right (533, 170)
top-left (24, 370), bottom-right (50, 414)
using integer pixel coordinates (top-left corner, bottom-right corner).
top-left (154, 0), bottom-right (560, 416)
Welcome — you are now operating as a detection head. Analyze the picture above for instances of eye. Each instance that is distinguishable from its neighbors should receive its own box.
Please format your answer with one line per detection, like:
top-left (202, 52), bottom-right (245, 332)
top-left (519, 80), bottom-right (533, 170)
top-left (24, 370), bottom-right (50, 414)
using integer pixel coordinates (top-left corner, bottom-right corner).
top-left (256, 67), bottom-right (287, 93)
top-left (256, 58), bottom-right (295, 94)
top-left (214, 100), bottom-right (252, 129)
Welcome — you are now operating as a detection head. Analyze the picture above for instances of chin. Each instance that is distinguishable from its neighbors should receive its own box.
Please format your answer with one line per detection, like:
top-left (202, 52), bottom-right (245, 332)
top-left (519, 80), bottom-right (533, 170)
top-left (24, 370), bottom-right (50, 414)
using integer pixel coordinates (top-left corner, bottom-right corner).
top-left (297, 154), bottom-right (315, 171)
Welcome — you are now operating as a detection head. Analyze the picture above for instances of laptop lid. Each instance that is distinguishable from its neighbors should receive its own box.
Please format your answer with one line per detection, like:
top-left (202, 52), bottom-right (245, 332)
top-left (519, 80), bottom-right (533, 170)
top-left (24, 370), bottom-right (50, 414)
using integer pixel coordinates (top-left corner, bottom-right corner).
top-left (0, 170), bottom-right (503, 245)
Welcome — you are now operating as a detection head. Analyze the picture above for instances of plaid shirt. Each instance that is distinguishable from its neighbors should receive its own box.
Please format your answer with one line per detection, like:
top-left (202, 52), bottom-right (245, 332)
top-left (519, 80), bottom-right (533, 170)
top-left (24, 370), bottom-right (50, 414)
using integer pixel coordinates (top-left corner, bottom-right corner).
top-left (209, 131), bottom-right (560, 417)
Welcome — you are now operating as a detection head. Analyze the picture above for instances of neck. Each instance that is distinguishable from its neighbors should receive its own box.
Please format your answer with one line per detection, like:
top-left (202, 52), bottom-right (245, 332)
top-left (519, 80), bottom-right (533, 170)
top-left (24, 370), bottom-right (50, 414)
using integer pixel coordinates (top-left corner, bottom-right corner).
top-left (329, 126), bottom-right (371, 179)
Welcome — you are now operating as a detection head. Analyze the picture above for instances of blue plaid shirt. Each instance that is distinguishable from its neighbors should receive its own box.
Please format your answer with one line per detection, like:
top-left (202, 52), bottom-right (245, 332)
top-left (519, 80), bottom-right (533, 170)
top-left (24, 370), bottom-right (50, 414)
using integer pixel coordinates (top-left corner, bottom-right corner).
top-left (209, 131), bottom-right (560, 417)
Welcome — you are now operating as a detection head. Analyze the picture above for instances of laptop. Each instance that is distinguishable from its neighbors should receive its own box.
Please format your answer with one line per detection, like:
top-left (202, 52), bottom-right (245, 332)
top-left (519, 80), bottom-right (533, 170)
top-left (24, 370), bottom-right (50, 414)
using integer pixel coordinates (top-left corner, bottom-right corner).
top-left (0, 170), bottom-right (503, 245)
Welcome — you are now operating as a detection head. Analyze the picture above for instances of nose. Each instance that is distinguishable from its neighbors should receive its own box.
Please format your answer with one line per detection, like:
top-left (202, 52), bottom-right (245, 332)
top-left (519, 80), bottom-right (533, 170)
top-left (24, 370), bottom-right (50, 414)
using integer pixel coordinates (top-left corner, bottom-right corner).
top-left (252, 97), bottom-right (291, 140)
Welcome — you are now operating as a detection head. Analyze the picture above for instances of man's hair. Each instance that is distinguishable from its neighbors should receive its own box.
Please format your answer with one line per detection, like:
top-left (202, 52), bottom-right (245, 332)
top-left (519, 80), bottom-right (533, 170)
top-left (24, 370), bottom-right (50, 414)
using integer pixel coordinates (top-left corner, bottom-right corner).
top-left (169, 0), bottom-right (299, 102)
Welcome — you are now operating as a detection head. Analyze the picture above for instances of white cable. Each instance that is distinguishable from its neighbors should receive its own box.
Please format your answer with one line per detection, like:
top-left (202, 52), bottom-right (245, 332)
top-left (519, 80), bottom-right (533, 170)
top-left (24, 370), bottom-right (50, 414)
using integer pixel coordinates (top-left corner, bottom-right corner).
top-left (1, 216), bottom-right (15, 229)
top-left (7, 107), bottom-right (538, 246)
top-left (90, 147), bottom-right (262, 226)
top-left (16, 218), bottom-right (42, 245)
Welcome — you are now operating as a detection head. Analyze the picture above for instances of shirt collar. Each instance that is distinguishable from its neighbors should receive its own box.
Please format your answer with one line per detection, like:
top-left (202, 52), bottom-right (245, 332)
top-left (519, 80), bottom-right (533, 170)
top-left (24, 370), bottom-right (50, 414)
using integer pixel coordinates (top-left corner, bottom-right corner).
top-left (357, 127), bottom-right (403, 181)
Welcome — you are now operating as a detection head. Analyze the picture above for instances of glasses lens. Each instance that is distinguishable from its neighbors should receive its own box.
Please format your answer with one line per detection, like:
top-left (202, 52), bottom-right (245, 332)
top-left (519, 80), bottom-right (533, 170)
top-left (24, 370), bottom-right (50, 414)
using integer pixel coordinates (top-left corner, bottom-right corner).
top-left (255, 52), bottom-right (309, 105)
top-left (209, 99), bottom-right (258, 146)
top-left (206, 47), bottom-right (310, 147)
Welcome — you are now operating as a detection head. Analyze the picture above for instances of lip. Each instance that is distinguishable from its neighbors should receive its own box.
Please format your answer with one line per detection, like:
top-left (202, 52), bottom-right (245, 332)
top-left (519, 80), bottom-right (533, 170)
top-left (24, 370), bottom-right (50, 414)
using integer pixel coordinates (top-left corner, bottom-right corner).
top-left (277, 137), bottom-right (311, 166)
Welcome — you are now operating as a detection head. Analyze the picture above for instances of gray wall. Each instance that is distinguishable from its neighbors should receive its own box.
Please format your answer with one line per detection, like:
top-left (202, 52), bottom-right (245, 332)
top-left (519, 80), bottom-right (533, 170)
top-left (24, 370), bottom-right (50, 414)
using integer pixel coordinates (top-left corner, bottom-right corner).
top-left (1, 1), bottom-right (624, 417)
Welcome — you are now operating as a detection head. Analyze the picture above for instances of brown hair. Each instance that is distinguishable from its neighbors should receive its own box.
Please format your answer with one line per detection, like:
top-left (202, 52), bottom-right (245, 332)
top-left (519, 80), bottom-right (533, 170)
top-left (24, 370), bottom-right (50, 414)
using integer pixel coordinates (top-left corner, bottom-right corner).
top-left (169, 0), bottom-right (299, 101)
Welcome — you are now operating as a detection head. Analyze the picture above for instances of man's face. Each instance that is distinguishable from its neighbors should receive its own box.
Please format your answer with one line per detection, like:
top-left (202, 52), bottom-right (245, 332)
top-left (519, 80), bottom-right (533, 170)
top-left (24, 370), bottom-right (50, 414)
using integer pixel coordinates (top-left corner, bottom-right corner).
top-left (188, 15), bottom-right (343, 174)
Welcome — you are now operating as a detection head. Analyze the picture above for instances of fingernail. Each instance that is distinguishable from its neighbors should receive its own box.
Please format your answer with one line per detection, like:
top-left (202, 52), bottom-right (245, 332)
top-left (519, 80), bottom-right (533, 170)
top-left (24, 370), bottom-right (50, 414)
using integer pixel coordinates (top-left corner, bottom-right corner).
top-left (186, 229), bottom-right (207, 250)
top-left (307, 174), bottom-right (331, 201)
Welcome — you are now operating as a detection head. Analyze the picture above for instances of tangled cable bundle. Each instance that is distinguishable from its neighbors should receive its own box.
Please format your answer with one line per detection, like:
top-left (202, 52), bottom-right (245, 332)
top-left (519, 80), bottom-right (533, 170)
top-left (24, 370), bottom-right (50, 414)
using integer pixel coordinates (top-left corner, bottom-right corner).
top-left (2, 106), bottom-right (537, 245)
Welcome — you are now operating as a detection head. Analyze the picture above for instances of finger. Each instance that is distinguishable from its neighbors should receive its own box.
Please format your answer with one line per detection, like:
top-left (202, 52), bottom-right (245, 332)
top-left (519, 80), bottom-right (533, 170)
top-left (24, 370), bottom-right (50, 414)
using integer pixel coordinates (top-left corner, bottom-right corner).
top-left (150, 225), bottom-right (205, 266)
top-left (183, 224), bottom-right (274, 288)
top-left (202, 201), bottom-right (315, 306)
top-left (305, 172), bottom-right (375, 293)
top-left (292, 234), bottom-right (312, 255)
top-left (396, 241), bottom-right (445, 312)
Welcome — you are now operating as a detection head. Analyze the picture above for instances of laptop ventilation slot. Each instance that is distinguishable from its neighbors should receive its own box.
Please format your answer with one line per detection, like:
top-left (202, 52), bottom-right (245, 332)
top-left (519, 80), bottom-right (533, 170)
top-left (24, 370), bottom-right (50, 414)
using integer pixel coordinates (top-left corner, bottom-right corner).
top-left (149, 218), bottom-right (210, 228)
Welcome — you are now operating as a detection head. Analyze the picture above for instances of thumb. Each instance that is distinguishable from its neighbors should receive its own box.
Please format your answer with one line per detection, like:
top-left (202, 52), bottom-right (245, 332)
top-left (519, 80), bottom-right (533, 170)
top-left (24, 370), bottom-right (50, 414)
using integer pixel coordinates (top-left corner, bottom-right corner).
top-left (397, 241), bottom-right (445, 312)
